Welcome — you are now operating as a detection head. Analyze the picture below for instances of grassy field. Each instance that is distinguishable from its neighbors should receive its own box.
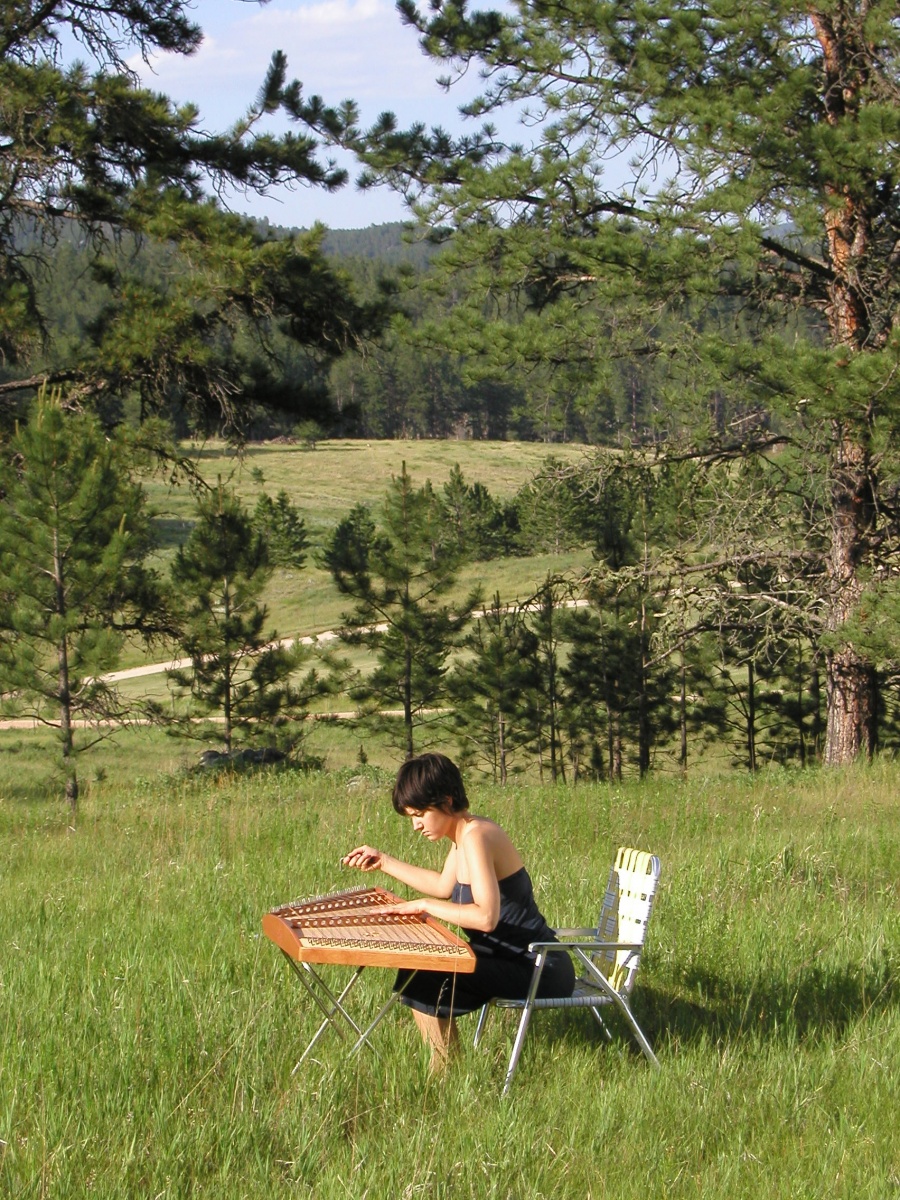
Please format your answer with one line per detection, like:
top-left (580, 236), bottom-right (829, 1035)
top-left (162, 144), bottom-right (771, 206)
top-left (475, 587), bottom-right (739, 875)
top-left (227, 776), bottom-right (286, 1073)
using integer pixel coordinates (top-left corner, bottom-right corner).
top-left (149, 439), bottom-right (590, 537)
top-left (2, 757), bottom-right (898, 1198)
top-left (104, 438), bottom-right (592, 674)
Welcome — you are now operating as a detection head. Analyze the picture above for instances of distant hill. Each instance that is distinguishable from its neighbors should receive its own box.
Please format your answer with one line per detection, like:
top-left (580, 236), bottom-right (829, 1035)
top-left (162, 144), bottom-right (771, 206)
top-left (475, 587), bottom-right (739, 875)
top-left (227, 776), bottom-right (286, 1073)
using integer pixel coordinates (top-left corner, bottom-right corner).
top-left (323, 223), bottom-right (437, 266)
top-left (253, 218), bottom-right (436, 268)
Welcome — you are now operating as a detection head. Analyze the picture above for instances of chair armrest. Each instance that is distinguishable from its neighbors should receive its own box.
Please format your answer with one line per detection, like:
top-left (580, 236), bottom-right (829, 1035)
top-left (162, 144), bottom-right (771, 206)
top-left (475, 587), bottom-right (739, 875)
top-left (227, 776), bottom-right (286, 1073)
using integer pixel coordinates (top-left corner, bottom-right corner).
top-left (527, 939), bottom-right (642, 954)
top-left (553, 927), bottom-right (597, 939)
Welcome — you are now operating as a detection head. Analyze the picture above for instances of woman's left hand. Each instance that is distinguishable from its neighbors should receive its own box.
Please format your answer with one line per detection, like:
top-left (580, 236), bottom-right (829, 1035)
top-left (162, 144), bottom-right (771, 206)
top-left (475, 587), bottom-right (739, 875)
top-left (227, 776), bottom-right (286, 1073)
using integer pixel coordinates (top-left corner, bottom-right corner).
top-left (378, 899), bottom-right (429, 917)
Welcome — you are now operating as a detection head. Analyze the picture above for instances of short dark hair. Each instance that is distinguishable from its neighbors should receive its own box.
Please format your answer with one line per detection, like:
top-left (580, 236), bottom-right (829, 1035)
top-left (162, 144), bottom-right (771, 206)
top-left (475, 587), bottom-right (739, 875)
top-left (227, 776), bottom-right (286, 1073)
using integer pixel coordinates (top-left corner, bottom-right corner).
top-left (391, 753), bottom-right (469, 815)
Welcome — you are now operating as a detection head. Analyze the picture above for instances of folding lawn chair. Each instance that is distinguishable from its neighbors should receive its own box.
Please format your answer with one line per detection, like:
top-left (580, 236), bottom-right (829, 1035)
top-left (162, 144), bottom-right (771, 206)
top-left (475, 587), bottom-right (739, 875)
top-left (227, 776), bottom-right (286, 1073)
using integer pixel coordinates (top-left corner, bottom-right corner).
top-left (474, 846), bottom-right (662, 1094)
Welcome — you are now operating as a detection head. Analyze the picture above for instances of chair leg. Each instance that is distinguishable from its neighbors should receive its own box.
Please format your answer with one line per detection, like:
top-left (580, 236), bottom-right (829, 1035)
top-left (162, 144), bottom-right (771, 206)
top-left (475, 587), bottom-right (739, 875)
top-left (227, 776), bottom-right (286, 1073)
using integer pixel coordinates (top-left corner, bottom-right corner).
top-left (575, 951), bottom-right (660, 1070)
top-left (609, 994), bottom-right (660, 1069)
top-left (499, 948), bottom-right (550, 1095)
top-left (501, 1005), bottom-right (535, 1097)
top-left (589, 1006), bottom-right (614, 1042)
top-left (473, 1003), bottom-right (492, 1048)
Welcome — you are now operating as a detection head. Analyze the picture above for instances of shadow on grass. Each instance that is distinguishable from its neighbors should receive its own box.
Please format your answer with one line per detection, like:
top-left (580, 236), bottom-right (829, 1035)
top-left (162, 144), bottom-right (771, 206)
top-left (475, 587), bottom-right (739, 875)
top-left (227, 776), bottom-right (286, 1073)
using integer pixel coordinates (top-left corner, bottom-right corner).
top-left (640, 957), bottom-right (898, 1050)
top-left (151, 516), bottom-right (195, 549)
top-left (489, 957), bottom-right (898, 1064)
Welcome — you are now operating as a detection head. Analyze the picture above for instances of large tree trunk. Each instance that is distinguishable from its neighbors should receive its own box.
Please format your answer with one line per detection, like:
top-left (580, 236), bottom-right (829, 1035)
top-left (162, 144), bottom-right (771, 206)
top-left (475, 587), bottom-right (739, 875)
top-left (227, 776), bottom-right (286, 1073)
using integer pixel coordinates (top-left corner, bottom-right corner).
top-left (824, 434), bottom-right (877, 763)
top-left (812, 7), bottom-right (880, 765)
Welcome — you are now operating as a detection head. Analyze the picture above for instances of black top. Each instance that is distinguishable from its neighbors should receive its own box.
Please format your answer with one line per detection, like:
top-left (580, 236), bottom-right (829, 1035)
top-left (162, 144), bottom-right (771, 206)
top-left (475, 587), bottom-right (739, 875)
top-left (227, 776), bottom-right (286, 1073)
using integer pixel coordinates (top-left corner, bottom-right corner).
top-left (451, 866), bottom-right (557, 961)
top-left (395, 864), bottom-right (574, 1015)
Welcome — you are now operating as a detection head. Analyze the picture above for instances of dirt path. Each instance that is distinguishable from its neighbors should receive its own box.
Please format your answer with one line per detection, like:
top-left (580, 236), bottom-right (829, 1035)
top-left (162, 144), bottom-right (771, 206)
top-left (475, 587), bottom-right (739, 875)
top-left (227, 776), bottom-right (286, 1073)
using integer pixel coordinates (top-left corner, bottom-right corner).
top-left (0, 600), bottom-right (587, 728)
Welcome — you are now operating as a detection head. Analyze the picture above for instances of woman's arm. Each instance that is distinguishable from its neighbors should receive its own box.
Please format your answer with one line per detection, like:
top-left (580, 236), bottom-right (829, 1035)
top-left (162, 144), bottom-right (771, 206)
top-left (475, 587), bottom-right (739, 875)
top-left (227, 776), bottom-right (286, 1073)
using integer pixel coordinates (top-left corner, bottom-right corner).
top-left (342, 843), bottom-right (457, 899)
top-left (382, 826), bottom-right (501, 932)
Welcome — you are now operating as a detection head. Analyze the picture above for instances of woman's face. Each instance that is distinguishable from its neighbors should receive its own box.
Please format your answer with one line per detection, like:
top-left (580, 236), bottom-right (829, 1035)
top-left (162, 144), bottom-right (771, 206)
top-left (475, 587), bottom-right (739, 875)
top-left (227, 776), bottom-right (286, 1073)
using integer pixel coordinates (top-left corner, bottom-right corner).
top-left (404, 804), bottom-right (454, 841)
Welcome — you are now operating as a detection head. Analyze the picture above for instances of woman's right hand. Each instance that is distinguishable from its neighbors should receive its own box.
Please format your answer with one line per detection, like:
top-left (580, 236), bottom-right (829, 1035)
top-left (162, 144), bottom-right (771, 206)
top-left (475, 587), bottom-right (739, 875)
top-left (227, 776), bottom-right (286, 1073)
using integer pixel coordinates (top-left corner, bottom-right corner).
top-left (341, 845), bottom-right (384, 872)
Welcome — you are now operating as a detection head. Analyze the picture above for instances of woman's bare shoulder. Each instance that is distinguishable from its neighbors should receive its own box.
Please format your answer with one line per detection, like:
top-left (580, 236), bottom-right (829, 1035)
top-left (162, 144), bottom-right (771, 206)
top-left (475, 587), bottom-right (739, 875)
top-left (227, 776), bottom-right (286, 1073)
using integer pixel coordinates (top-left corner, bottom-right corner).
top-left (461, 816), bottom-right (520, 857)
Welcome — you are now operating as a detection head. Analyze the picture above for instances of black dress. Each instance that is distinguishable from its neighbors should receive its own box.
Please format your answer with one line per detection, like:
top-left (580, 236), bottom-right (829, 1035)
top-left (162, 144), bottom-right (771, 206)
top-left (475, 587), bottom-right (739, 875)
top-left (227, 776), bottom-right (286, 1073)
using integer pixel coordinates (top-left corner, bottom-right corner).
top-left (395, 866), bottom-right (576, 1017)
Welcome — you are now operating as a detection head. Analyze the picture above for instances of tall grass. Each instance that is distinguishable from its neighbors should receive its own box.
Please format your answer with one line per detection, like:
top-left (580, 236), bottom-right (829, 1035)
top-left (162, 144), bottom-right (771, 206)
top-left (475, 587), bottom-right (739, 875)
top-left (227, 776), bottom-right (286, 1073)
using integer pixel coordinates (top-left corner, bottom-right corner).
top-left (1, 764), bottom-right (898, 1198)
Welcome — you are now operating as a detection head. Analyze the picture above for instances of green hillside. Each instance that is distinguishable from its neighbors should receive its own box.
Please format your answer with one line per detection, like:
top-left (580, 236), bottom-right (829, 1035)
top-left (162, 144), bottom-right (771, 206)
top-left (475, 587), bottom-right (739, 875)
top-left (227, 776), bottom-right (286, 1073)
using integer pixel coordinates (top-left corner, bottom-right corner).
top-left (141, 438), bottom-right (591, 642)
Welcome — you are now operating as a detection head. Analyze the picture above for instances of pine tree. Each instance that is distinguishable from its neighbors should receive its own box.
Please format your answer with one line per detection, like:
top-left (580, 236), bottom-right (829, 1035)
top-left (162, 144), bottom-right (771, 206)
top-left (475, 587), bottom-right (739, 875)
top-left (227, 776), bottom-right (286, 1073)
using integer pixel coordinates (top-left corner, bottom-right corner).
top-left (324, 465), bottom-right (480, 758)
top-left (168, 485), bottom-right (314, 753)
top-left (447, 594), bottom-right (540, 782)
top-left (0, 393), bottom-right (161, 811)
top-left (441, 464), bottom-right (511, 560)
top-left (0, 5), bottom-right (385, 434)
top-left (357, 0), bottom-right (900, 765)
top-left (521, 577), bottom-right (572, 783)
top-left (253, 491), bottom-right (310, 571)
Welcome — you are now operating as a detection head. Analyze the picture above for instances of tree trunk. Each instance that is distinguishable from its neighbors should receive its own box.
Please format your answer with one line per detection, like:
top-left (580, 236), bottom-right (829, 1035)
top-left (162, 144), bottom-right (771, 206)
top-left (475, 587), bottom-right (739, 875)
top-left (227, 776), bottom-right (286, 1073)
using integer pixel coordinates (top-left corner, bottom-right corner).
top-left (637, 593), bottom-right (650, 778)
top-left (608, 712), bottom-right (622, 782)
top-left (546, 651), bottom-right (563, 784)
top-left (824, 646), bottom-right (876, 765)
top-left (498, 710), bottom-right (507, 785)
top-left (747, 659), bottom-right (757, 773)
top-left (223, 660), bottom-right (233, 753)
top-left (223, 576), bottom-right (233, 753)
top-left (796, 650), bottom-right (807, 769)
top-left (54, 532), bottom-right (78, 815)
top-left (823, 432), bottom-right (877, 764)
top-left (679, 652), bottom-right (688, 776)
top-left (811, 9), bottom-right (879, 765)
top-left (59, 635), bottom-right (78, 815)
top-left (403, 641), bottom-right (414, 759)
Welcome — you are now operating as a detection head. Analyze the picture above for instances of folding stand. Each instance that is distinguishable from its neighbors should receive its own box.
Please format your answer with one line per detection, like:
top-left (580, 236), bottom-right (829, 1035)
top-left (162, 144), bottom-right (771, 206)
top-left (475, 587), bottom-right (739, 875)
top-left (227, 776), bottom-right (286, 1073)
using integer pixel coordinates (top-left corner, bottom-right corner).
top-left (282, 955), bottom-right (418, 1068)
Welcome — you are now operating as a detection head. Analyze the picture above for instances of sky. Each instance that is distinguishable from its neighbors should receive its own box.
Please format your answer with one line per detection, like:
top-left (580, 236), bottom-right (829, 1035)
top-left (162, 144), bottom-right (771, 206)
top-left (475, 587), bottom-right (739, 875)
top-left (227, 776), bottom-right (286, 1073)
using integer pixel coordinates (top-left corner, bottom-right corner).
top-left (134, 0), bottom-right (491, 230)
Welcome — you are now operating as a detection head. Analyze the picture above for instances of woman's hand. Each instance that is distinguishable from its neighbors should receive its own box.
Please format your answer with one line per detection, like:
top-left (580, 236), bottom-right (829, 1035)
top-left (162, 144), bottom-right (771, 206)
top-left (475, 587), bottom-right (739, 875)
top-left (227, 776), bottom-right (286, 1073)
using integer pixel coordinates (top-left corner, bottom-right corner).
top-left (341, 845), bottom-right (384, 872)
top-left (377, 899), bottom-right (429, 917)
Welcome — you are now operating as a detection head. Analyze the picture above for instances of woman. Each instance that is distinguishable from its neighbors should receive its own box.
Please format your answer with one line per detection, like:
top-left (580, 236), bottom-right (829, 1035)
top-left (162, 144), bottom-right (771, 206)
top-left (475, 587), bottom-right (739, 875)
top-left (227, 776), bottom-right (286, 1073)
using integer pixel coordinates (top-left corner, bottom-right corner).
top-left (342, 752), bottom-right (575, 1067)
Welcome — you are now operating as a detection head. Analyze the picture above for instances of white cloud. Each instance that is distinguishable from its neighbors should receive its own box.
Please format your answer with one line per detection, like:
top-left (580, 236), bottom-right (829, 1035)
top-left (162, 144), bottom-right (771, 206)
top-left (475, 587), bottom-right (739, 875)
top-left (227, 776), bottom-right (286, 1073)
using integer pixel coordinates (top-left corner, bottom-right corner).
top-left (132, 0), bottom-right (490, 227)
top-left (139, 0), bottom-right (459, 122)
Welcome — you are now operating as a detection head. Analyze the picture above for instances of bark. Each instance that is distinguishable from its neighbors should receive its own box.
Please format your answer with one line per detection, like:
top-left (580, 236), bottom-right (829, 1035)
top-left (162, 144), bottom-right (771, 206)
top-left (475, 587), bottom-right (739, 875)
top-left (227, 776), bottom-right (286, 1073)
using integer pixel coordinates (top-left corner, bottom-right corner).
top-left (638, 592), bottom-right (650, 778)
top-left (223, 578), bottom-right (233, 753)
top-left (811, 5), bottom-right (880, 764)
top-left (824, 435), bottom-right (878, 762)
top-left (403, 640), bottom-right (414, 759)
top-left (746, 660), bottom-right (757, 773)
top-left (54, 530), bottom-right (78, 814)
top-left (679, 653), bottom-right (688, 776)
top-left (796, 654), bottom-right (807, 769)
top-left (608, 713), bottom-right (623, 782)
top-left (498, 710), bottom-right (507, 785)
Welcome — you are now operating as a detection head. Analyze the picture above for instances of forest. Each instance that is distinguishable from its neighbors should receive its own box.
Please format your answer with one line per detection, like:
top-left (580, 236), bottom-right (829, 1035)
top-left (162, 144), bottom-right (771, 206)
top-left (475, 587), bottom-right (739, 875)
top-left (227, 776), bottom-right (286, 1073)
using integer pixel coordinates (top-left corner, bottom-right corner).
top-left (5, 216), bottom-right (657, 444)
top-left (2, 1), bottom-right (900, 803)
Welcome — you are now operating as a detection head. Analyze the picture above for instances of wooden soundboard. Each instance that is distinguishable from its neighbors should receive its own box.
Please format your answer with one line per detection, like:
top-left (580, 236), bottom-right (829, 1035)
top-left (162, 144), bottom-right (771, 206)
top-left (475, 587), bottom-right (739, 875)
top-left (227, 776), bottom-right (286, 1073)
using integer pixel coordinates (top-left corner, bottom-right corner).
top-left (263, 885), bottom-right (477, 972)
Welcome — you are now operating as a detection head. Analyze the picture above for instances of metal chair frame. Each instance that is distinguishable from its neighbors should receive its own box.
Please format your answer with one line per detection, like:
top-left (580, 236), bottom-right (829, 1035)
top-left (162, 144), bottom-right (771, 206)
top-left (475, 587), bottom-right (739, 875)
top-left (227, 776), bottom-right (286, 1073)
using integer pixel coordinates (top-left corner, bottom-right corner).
top-left (474, 846), bottom-right (662, 1094)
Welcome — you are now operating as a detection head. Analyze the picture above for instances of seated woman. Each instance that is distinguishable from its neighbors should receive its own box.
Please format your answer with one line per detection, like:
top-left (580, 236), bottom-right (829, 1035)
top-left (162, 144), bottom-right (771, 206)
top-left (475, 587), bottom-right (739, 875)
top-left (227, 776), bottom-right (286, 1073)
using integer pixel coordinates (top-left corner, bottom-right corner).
top-left (342, 752), bottom-right (575, 1068)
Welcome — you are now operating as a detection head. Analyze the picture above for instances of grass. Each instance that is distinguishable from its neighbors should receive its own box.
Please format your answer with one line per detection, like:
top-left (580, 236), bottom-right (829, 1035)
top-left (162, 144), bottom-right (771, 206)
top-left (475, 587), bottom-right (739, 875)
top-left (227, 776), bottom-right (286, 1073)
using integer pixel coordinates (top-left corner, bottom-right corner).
top-left (100, 438), bottom-right (592, 674)
top-left (156, 439), bottom-right (590, 535)
top-left (1, 757), bottom-right (898, 1198)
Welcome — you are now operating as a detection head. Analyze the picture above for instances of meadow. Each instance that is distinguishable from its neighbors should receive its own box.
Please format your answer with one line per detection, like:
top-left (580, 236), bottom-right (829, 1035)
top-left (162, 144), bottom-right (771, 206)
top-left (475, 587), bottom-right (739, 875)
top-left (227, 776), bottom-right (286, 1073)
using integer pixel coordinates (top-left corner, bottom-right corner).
top-left (1, 756), bottom-right (898, 1198)
top-left (131, 438), bottom-right (590, 661)
top-left (152, 438), bottom-right (590, 536)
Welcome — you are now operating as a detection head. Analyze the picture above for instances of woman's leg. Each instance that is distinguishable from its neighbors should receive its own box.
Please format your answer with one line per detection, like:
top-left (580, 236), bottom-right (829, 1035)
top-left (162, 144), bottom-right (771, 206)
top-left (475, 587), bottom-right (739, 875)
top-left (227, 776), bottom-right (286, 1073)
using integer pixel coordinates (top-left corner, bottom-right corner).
top-left (411, 1008), bottom-right (459, 1071)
